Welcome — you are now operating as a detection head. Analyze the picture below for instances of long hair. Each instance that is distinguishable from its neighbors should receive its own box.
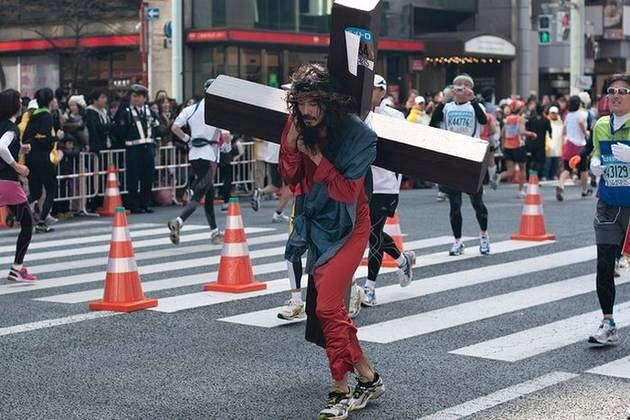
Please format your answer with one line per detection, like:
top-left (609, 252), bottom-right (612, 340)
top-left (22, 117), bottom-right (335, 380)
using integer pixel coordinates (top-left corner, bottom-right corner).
top-left (286, 63), bottom-right (354, 152)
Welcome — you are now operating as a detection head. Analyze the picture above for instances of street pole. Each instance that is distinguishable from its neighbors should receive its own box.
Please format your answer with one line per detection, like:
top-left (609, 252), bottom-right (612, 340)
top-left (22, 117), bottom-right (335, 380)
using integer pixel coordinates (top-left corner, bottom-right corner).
top-left (570, 0), bottom-right (585, 94)
top-left (171, 0), bottom-right (183, 103)
top-left (148, 19), bottom-right (153, 96)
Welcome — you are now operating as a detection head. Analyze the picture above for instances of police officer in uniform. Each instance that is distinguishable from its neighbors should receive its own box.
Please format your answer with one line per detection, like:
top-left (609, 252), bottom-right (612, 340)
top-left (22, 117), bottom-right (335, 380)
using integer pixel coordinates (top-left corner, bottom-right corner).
top-left (114, 84), bottom-right (159, 214)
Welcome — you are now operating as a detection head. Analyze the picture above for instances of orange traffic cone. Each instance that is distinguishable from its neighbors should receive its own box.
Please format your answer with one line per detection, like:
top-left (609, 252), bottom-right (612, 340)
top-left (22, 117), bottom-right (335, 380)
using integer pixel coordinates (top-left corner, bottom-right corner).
top-left (98, 166), bottom-right (124, 216)
top-left (0, 206), bottom-right (8, 229)
top-left (361, 210), bottom-right (405, 267)
top-left (511, 171), bottom-right (555, 241)
top-left (89, 207), bottom-right (157, 312)
top-left (204, 198), bottom-right (267, 293)
top-left (623, 224), bottom-right (630, 257)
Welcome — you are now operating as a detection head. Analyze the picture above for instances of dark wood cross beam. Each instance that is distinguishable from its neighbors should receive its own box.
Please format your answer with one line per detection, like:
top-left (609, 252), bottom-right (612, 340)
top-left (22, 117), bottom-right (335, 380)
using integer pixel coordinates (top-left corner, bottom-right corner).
top-left (204, 1), bottom-right (489, 193)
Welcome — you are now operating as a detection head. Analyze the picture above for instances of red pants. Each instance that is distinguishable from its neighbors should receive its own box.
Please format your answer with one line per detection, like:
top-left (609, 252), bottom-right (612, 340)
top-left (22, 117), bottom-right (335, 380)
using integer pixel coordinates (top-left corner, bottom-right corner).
top-left (313, 204), bottom-right (370, 381)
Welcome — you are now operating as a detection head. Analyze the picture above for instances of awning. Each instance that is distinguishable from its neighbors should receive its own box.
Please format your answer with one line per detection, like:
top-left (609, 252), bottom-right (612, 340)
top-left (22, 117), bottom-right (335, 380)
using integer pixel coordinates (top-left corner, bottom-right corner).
top-left (186, 29), bottom-right (424, 53)
top-left (0, 34), bottom-right (139, 53)
top-left (419, 32), bottom-right (515, 58)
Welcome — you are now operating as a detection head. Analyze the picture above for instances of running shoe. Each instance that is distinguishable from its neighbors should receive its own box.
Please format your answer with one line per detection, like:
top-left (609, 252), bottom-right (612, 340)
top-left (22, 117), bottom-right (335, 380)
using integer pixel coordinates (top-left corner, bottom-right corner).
top-left (449, 241), bottom-right (464, 256)
top-left (361, 287), bottom-right (377, 307)
top-left (348, 283), bottom-right (363, 318)
top-left (319, 387), bottom-right (351, 420)
top-left (555, 186), bottom-right (564, 202)
top-left (436, 192), bottom-right (446, 202)
top-left (581, 189), bottom-right (593, 198)
top-left (489, 173), bottom-right (499, 190)
top-left (251, 188), bottom-right (262, 212)
top-left (7, 267), bottom-right (37, 282)
top-left (168, 218), bottom-right (181, 245)
top-left (588, 319), bottom-right (619, 345)
top-left (479, 234), bottom-right (491, 255)
top-left (35, 223), bottom-right (54, 233)
top-left (518, 190), bottom-right (527, 199)
top-left (221, 203), bottom-right (229, 212)
top-left (277, 300), bottom-right (306, 321)
top-left (348, 372), bottom-right (385, 411)
top-left (45, 215), bottom-right (58, 225)
top-left (272, 212), bottom-right (290, 223)
top-left (398, 250), bottom-right (416, 287)
top-left (210, 229), bottom-right (224, 245)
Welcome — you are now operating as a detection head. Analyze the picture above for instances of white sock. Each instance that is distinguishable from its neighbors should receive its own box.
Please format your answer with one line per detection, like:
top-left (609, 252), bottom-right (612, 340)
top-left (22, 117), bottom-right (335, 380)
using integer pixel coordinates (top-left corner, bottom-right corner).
top-left (210, 227), bottom-right (219, 236)
top-left (395, 255), bottom-right (406, 267)
top-left (12, 264), bottom-right (23, 271)
top-left (454, 238), bottom-right (463, 245)
top-left (488, 166), bottom-right (497, 179)
top-left (176, 217), bottom-right (183, 226)
top-left (480, 232), bottom-right (488, 238)
top-left (291, 291), bottom-right (302, 303)
top-left (365, 280), bottom-right (376, 290)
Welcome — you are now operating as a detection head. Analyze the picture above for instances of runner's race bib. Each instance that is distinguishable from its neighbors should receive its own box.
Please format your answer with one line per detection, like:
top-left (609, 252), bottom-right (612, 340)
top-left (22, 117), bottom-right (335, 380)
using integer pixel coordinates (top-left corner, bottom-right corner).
top-left (601, 141), bottom-right (630, 187)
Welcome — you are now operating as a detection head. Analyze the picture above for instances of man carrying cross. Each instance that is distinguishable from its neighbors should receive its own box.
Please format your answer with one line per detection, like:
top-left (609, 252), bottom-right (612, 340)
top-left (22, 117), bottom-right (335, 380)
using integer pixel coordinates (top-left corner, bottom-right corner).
top-left (279, 63), bottom-right (384, 419)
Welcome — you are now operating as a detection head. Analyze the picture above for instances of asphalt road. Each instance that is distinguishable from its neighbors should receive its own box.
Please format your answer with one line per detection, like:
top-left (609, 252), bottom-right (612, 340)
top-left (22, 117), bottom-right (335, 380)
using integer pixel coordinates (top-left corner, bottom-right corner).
top-left (0, 182), bottom-right (628, 420)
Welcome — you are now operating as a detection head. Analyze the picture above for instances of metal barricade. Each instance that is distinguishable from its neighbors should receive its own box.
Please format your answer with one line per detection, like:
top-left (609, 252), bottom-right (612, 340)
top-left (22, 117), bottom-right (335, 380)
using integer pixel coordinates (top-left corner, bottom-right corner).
top-left (54, 151), bottom-right (100, 215)
top-left (53, 143), bottom-right (256, 209)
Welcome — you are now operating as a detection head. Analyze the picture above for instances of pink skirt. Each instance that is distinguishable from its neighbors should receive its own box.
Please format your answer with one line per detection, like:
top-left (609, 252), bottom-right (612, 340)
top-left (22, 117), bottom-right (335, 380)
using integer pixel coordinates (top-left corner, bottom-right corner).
top-left (0, 180), bottom-right (28, 206)
top-left (562, 141), bottom-right (584, 162)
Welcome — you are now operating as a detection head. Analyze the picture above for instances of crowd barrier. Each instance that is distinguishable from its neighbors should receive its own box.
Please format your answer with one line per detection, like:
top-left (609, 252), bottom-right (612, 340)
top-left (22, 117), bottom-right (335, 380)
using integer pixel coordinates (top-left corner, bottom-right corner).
top-left (53, 142), bottom-right (256, 210)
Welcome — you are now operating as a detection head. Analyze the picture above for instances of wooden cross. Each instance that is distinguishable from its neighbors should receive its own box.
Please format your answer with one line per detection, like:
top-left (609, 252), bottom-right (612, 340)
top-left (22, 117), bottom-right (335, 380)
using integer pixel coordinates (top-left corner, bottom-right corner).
top-left (204, 0), bottom-right (489, 193)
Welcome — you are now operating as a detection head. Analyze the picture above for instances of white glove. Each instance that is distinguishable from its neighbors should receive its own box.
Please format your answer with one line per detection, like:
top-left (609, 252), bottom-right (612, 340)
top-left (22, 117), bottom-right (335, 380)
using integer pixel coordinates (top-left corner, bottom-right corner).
top-left (590, 156), bottom-right (605, 177)
top-left (611, 142), bottom-right (630, 163)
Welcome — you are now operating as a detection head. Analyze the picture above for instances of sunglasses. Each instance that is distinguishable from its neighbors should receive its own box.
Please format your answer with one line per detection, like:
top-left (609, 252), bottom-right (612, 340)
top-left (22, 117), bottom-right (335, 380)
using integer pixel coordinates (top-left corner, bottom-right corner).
top-left (607, 87), bottom-right (630, 95)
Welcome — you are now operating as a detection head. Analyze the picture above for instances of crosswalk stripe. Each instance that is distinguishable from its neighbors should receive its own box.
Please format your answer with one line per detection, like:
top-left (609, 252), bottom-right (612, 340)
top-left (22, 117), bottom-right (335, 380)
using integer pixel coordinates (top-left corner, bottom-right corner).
top-left (357, 273), bottom-right (630, 344)
top-left (0, 311), bottom-right (121, 337)
top-left (450, 299), bottom-right (630, 362)
top-left (152, 239), bottom-right (551, 314)
top-left (587, 355), bottom-right (630, 379)
top-left (418, 371), bottom-right (579, 419)
top-left (219, 246), bottom-right (594, 328)
top-left (0, 219), bottom-right (111, 237)
top-left (0, 227), bottom-right (279, 266)
top-left (25, 233), bottom-right (289, 275)
top-left (0, 225), bottom-right (273, 254)
top-left (33, 236), bottom-right (464, 304)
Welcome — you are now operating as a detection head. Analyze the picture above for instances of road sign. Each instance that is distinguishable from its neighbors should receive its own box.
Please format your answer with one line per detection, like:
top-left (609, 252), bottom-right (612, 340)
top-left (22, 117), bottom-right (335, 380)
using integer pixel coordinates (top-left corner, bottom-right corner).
top-left (146, 7), bottom-right (160, 20)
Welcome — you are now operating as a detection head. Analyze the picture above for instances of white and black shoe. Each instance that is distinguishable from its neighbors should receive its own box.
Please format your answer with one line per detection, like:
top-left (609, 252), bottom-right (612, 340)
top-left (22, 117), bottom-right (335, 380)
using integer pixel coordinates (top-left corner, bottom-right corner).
top-left (398, 250), bottom-right (416, 287)
top-left (319, 387), bottom-right (351, 420)
top-left (479, 234), bottom-right (490, 255)
top-left (277, 300), bottom-right (306, 321)
top-left (251, 188), bottom-right (262, 212)
top-left (348, 372), bottom-right (385, 412)
top-left (167, 218), bottom-right (181, 245)
top-left (34, 223), bottom-right (54, 234)
top-left (588, 319), bottom-right (619, 345)
top-left (449, 241), bottom-right (464, 256)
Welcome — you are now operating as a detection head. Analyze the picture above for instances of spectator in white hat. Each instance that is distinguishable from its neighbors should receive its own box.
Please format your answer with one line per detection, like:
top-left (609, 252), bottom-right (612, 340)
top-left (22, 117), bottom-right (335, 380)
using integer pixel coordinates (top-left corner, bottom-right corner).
top-left (545, 105), bottom-right (564, 180)
top-left (406, 95), bottom-right (430, 125)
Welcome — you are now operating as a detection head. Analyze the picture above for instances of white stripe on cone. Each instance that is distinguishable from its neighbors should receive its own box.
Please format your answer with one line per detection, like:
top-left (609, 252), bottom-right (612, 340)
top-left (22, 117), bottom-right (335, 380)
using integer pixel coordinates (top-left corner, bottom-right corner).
top-left (522, 205), bottom-right (543, 216)
top-left (111, 227), bottom-right (131, 242)
top-left (226, 215), bottom-right (244, 230)
top-left (527, 184), bottom-right (540, 195)
top-left (107, 173), bottom-right (117, 182)
top-left (221, 242), bottom-right (250, 257)
top-left (106, 257), bottom-right (137, 273)
top-left (384, 224), bottom-right (402, 236)
top-left (105, 188), bottom-right (119, 196)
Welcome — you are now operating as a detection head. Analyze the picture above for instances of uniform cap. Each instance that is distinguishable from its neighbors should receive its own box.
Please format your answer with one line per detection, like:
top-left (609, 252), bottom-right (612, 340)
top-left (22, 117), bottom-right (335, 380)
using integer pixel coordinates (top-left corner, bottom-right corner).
top-left (130, 84), bottom-right (148, 95)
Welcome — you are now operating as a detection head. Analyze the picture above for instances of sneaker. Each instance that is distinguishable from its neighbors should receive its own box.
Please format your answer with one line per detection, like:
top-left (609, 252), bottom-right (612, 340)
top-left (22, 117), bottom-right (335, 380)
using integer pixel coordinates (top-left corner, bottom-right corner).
top-left (449, 241), bottom-right (464, 256)
top-left (34, 223), bottom-right (54, 233)
top-left (45, 215), bottom-right (58, 225)
top-left (277, 300), bottom-right (306, 321)
top-left (272, 211), bottom-right (290, 223)
top-left (348, 283), bottom-right (363, 319)
top-left (479, 234), bottom-right (490, 255)
top-left (167, 218), bottom-right (181, 245)
top-left (581, 189), bottom-right (593, 198)
top-left (588, 319), bottom-right (619, 345)
top-left (221, 203), bottom-right (229, 212)
top-left (489, 173), bottom-right (499, 190)
top-left (7, 267), bottom-right (37, 282)
top-left (319, 387), bottom-right (351, 420)
top-left (348, 372), bottom-right (385, 411)
top-left (518, 190), bottom-right (527, 199)
top-left (210, 229), bottom-right (224, 245)
top-left (436, 192), bottom-right (446, 202)
top-left (361, 287), bottom-right (377, 307)
top-left (398, 250), bottom-right (416, 287)
top-left (251, 188), bottom-right (262, 212)
top-left (556, 186), bottom-right (564, 202)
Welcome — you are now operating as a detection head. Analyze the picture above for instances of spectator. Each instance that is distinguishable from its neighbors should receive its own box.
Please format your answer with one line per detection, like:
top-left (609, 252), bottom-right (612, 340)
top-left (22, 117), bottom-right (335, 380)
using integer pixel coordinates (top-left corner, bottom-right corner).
top-left (406, 96), bottom-right (430, 125)
top-left (545, 106), bottom-right (564, 180)
top-left (62, 95), bottom-right (88, 152)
